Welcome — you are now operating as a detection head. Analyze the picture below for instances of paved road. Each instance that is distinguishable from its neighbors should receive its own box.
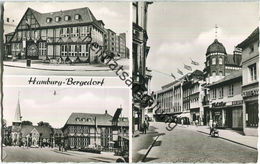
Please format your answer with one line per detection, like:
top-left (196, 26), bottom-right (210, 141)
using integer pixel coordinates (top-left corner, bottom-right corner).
top-left (3, 66), bottom-right (117, 76)
top-left (144, 122), bottom-right (258, 163)
top-left (3, 146), bottom-right (119, 162)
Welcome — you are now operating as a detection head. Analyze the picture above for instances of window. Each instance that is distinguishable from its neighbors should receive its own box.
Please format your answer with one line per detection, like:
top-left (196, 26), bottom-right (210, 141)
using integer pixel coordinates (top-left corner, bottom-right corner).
top-left (75, 14), bottom-right (81, 20)
top-left (212, 58), bottom-right (216, 65)
top-left (207, 60), bottom-right (209, 66)
top-left (219, 58), bottom-right (223, 65)
top-left (212, 88), bottom-right (216, 99)
top-left (249, 63), bottom-right (257, 82)
top-left (72, 27), bottom-right (79, 37)
top-left (246, 101), bottom-right (258, 127)
top-left (46, 18), bottom-right (52, 23)
top-left (219, 71), bottom-right (223, 76)
top-left (64, 15), bottom-right (71, 21)
top-left (61, 45), bottom-right (67, 56)
top-left (219, 87), bottom-right (223, 98)
top-left (212, 71), bottom-right (216, 77)
top-left (133, 3), bottom-right (138, 24)
top-left (228, 84), bottom-right (234, 97)
top-left (39, 42), bottom-right (46, 56)
top-left (79, 44), bottom-right (87, 57)
top-left (55, 16), bottom-right (61, 22)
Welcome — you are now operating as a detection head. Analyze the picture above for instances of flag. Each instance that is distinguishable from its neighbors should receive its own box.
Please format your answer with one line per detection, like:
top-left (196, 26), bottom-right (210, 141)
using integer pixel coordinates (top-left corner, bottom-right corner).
top-left (171, 73), bottom-right (176, 79)
top-left (177, 69), bottom-right (183, 75)
top-left (184, 64), bottom-right (192, 71)
top-left (191, 59), bottom-right (199, 66)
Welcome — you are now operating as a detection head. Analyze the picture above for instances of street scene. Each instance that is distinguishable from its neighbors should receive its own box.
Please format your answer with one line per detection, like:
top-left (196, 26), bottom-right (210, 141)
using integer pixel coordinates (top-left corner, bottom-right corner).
top-left (3, 87), bottom-right (129, 162)
top-left (132, 2), bottom-right (258, 163)
top-left (3, 2), bottom-right (130, 76)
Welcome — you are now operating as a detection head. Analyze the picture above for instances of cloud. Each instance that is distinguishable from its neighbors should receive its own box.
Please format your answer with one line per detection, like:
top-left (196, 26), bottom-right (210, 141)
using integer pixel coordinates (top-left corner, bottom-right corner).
top-left (148, 27), bottom-right (248, 91)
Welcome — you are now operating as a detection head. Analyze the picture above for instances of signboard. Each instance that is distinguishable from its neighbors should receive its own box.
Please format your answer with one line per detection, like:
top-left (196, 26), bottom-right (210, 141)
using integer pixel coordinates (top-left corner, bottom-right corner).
top-left (212, 102), bottom-right (226, 108)
top-left (232, 100), bottom-right (243, 106)
top-left (242, 89), bottom-right (259, 98)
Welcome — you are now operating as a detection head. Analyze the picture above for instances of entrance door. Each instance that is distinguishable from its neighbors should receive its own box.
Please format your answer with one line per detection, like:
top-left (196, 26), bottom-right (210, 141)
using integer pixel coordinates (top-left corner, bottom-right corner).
top-left (27, 43), bottom-right (39, 59)
top-left (226, 110), bottom-right (232, 128)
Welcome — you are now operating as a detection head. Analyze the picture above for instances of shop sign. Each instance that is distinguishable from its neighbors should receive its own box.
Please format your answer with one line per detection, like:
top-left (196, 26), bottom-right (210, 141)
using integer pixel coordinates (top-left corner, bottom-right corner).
top-left (212, 102), bottom-right (226, 107)
top-left (214, 111), bottom-right (221, 115)
top-left (242, 89), bottom-right (259, 98)
top-left (232, 100), bottom-right (243, 106)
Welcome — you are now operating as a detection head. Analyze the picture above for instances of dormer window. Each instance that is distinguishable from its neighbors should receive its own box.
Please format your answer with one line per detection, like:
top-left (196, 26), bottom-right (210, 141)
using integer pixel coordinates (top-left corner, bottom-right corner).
top-left (75, 117), bottom-right (80, 122)
top-left (55, 16), bottom-right (61, 22)
top-left (64, 15), bottom-right (71, 21)
top-left (46, 18), bottom-right (52, 23)
top-left (75, 14), bottom-right (81, 20)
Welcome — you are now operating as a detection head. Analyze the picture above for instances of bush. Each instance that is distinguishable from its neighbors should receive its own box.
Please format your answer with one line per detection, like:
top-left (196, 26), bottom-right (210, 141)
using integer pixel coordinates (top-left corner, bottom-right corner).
top-left (78, 147), bottom-right (101, 154)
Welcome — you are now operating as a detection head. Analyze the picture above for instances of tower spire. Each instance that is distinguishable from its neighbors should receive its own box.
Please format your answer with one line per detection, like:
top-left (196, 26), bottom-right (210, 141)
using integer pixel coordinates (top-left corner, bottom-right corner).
top-left (215, 24), bottom-right (218, 40)
top-left (14, 91), bottom-right (22, 122)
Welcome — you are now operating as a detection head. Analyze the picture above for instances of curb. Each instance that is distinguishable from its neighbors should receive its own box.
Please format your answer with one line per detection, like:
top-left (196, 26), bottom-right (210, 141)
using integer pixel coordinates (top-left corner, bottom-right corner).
top-left (4, 64), bottom-right (111, 72)
top-left (141, 135), bottom-right (160, 162)
top-left (197, 130), bottom-right (257, 150)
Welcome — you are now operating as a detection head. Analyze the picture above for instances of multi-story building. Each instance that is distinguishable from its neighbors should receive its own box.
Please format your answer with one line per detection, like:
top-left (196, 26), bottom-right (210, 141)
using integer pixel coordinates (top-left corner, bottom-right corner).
top-left (62, 110), bottom-right (129, 151)
top-left (204, 39), bottom-right (242, 84)
top-left (132, 2), bottom-right (152, 133)
top-left (119, 33), bottom-right (127, 58)
top-left (155, 70), bottom-right (204, 124)
top-left (207, 70), bottom-right (243, 129)
top-left (5, 7), bottom-right (105, 63)
top-left (237, 27), bottom-right (259, 136)
top-left (106, 29), bottom-right (117, 55)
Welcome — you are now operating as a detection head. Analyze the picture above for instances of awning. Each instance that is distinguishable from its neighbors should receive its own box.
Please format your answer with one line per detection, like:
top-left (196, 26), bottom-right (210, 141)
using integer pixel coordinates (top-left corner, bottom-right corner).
top-left (177, 113), bottom-right (190, 118)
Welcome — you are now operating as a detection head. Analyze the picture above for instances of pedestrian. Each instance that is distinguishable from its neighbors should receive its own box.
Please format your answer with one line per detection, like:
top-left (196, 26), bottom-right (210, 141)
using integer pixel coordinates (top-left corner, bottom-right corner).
top-left (143, 121), bottom-right (147, 134)
top-left (181, 118), bottom-right (184, 126)
top-left (209, 119), bottom-right (213, 135)
top-left (195, 119), bottom-right (198, 127)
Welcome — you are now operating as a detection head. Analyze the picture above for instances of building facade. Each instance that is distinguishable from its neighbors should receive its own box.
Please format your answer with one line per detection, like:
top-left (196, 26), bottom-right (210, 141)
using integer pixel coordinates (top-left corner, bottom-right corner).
top-left (132, 1), bottom-right (152, 133)
top-left (62, 110), bottom-right (129, 151)
top-left (6, 7), bottom-right (105, 63)
top-left (207, 70), bottom-right (243, 129)
top-left (237, 27), bottom-right (259, 136)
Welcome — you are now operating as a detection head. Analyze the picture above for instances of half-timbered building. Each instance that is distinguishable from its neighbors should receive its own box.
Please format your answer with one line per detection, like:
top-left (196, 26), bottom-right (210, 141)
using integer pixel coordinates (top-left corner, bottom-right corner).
top-left (6, 7), bottom-right (105, 63)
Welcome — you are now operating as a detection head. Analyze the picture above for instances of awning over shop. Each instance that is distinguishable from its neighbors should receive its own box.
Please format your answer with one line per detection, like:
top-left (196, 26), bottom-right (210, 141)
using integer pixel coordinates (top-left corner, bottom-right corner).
top-left (177, 113), bottom-right (190, 118)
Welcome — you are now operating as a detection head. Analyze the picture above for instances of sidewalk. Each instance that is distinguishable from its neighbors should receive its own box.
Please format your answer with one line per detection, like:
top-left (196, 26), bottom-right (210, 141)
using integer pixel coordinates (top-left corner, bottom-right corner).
top-left (132, 126), bottom-right (163, 162)
top-left (4, 61), bottom-right (111, 71)
top-left (186, 125), bottom-right (258, 149)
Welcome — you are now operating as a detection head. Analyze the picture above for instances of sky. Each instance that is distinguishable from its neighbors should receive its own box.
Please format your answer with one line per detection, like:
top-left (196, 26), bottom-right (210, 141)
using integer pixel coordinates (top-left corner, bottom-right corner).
top-left (4, 2), bottom-right (130, 46)
top-left (146, 1), bottom-right (259, 91)
top-left (3, 87), bottom-right (130, 128)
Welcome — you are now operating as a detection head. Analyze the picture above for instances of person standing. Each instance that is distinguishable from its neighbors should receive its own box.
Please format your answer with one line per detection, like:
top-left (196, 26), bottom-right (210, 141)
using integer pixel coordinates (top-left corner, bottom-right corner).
top-left (143, 121), bottom-right (147, 134)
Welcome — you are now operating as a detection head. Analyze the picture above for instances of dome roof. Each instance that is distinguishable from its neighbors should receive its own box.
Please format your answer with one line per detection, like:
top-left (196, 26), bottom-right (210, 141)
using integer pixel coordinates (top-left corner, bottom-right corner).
top-left (206, 39), bottom-right (227, 56)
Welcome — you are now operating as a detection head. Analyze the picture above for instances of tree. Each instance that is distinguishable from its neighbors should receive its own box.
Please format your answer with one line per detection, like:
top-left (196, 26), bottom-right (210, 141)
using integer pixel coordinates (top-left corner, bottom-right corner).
top-left (21, 120), bottom-right (33, 125)
top-left (37, 121), bottom-right (52, 128)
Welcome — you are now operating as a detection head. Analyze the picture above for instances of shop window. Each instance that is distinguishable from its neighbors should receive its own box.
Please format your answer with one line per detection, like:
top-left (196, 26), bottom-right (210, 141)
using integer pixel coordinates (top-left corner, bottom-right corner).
top-left (246, 102), bottom-right (258, 127)
top-left (212, 71), bottom-right (216, 77)
top-left (219, 71), bottom-right (223, 76)
top-left (228, 84), bottom-right (234, 97)
top-left (248, 63), bottom-right (257, 82)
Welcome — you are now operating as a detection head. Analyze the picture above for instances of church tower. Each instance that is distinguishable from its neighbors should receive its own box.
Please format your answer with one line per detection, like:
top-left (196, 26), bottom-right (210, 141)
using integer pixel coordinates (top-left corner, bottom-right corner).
top-left (11, 93), bottom-right (22, 146)
top-left (13, 93), bottom-right (22, 125)
top-left (204, 25), bottom-right (227, 84)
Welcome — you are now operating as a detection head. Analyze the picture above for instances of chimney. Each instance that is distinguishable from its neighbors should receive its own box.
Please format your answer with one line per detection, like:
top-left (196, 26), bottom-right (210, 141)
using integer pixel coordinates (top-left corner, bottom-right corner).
top-left (105, 110), bottom-right (108, 115)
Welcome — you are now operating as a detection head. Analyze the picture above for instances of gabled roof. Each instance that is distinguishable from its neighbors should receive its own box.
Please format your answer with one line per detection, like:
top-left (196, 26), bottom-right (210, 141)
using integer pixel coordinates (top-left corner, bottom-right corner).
top-left (65, 112), bottom-right (113, 126)
top-left (20, 125), bottom-right (52, 138)
top-left (207, 70), bottom-right (242, 88)
top-left (26, 7), bottom-right (98, 28)
top-left (237, 27), bottom-right (259, 49)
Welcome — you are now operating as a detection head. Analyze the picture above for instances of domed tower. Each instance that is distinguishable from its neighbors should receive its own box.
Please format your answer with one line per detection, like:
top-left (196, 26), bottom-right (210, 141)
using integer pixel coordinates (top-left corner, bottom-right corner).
top-left (204, 39), bottom-right (227, 84)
